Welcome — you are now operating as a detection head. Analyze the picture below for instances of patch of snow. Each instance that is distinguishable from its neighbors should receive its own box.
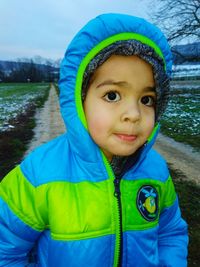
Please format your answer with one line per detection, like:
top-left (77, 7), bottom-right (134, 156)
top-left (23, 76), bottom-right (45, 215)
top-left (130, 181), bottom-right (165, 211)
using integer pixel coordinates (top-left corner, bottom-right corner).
top-left (172, 64), bottom-right (200, 78)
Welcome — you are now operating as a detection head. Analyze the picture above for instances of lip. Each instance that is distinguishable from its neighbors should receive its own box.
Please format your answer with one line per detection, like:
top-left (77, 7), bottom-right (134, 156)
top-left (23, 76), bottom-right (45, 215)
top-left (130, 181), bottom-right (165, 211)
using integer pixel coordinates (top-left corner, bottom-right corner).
top-left (115, 133), bottom-right (137, 142)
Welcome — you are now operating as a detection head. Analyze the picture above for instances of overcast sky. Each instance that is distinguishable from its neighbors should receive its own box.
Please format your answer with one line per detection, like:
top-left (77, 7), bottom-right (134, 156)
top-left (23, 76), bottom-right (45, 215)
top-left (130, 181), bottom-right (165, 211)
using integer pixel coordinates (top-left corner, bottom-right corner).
top-left (1, 0), bottom-right (152, 61)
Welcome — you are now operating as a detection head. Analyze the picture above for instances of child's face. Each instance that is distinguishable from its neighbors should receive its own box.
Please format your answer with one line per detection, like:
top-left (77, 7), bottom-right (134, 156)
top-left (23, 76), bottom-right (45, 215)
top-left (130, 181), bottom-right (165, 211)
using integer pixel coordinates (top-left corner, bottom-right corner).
top-left (83, 55), bottom-right (156, 161)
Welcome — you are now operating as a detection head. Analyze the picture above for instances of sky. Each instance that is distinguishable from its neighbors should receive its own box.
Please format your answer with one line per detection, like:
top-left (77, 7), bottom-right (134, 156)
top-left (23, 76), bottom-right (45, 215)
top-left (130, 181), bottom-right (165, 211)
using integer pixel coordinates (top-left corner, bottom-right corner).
top-left (0, 0), bottom-right (151, 61)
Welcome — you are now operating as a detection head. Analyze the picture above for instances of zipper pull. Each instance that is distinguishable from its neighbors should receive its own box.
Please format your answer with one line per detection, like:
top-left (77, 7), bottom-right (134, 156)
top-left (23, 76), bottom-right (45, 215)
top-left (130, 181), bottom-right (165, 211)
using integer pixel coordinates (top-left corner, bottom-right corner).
top-left (114, 177), bottom-right (121, 198)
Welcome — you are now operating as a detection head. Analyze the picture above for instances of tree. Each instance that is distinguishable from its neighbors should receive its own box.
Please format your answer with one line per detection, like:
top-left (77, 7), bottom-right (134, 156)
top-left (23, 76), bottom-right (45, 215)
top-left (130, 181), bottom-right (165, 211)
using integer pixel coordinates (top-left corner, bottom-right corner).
top-left (148, 0), bottom-right (200, 42)
top-left (0, 69), bottom-right (5, 82)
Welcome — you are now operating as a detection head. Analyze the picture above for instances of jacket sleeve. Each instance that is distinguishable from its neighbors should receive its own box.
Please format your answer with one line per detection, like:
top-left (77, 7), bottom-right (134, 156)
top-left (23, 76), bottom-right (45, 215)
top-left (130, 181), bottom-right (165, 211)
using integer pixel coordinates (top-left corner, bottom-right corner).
top-left (0, 166), bottom-right (46, 266)
top-left (158, 175), bottom-right (188, 267)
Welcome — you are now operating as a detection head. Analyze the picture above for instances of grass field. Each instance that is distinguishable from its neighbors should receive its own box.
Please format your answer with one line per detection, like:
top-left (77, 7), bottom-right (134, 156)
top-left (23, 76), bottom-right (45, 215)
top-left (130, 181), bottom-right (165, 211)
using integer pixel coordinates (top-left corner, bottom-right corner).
top-left (0, 83), bottom-right (50, 131)
top-left (160, 80), bottom-right (200, 152)
top-left (0, 83), bottom-right (50, 178)
top-left (170, 167), bottom-right (200, 267)
top-left (160, 80), bottom-right (200, 266)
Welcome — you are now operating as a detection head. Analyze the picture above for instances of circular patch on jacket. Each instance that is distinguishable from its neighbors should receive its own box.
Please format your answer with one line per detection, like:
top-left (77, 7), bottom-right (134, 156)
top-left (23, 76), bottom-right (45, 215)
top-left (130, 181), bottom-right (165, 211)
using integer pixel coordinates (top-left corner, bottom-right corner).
top-left (137, 185), bottom-right (159, 221)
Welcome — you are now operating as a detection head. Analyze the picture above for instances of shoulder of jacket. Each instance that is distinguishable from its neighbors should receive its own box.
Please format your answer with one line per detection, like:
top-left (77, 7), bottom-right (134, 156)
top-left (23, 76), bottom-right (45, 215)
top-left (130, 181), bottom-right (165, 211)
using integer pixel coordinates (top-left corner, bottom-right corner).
top-left (20, 134), bottom-right (70, 186)
top-left (129, 148), bottom-right (170, 182)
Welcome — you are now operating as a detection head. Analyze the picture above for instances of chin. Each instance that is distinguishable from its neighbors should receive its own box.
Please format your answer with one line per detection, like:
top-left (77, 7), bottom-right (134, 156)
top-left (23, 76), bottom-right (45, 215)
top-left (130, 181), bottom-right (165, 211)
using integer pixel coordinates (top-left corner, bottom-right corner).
top-left (114, 150), bottom-right (138, 157)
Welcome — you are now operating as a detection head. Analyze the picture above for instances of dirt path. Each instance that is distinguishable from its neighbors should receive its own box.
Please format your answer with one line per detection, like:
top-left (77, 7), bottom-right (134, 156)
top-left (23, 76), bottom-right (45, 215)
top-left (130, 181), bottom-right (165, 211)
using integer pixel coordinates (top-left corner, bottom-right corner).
top-left (154, 135), bottom-right (200, 185)
top-left (25, 84), bottom-right (200, 185)
top-left (25, 84), bottom-right (65, 155)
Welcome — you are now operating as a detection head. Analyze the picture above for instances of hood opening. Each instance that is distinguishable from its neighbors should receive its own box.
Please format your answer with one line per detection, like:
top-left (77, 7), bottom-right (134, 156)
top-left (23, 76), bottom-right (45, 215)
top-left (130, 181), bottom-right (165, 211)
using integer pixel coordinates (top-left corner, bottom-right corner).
top-left (75, 32), bottom-right (167, 130)
top-left (75, 33), bottom-right (166, 174)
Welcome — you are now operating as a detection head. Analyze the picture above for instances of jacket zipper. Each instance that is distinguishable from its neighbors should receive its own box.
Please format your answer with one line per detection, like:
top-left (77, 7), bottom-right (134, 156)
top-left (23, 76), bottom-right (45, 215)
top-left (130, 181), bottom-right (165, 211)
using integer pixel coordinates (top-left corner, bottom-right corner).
top-left (114, 176), bottom-right (123, 267)
top-left (100, 152), bottom-right (122, 267)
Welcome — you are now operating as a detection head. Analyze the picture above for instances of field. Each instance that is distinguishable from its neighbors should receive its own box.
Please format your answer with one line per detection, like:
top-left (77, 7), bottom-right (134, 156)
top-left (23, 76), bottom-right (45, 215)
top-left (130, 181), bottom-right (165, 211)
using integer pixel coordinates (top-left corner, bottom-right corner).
top-left (0, 83), bottom-right (50, 178)
top-left (0, 83), bottom-right (50, 131)
top-left (170, 167), bottom-right (200, 267)
top-left (161, 80), bottom-right (200, 152)
top-left (160, 80), bottom-right (200, 266)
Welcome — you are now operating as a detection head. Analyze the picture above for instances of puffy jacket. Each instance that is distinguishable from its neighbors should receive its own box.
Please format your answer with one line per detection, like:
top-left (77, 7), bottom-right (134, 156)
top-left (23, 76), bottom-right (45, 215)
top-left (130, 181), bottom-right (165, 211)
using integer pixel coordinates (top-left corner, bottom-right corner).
top-left (0, 13), bottom-right (188, 267)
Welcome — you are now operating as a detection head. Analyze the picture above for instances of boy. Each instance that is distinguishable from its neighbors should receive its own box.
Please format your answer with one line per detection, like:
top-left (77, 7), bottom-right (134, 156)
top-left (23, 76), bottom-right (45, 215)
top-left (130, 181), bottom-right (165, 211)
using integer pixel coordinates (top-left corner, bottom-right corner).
top-left (0, 13), bottom-right (188, 266)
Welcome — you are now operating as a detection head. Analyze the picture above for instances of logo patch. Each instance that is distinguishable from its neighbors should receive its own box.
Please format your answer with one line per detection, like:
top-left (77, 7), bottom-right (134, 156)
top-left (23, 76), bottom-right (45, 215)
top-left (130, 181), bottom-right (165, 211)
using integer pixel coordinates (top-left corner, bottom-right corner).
top-left (137, 185), bottom-right (159, 221)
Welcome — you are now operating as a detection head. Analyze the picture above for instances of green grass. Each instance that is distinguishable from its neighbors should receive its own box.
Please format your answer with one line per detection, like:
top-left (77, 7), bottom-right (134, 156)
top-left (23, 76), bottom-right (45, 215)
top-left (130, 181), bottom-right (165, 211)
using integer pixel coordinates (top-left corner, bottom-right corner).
top-left (160, 86), bottom-right (200, 152)
top-left (170, 167), bottom-right (200, 267)
top-left (0, 82), bottom-right (49, 96)
top-left (161, 81), bottom-right (200, 266)
top-left (0, 83), bottom-right (50, 179)
top-left (0, 83), bottom-right (50, 130)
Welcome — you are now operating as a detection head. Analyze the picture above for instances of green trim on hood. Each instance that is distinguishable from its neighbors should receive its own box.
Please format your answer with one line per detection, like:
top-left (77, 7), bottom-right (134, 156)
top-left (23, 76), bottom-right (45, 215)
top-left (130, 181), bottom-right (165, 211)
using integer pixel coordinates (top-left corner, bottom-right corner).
top-left (148, 123), bottom-right (160, 143)
top-left (75, 32), bottom-right (166, 129)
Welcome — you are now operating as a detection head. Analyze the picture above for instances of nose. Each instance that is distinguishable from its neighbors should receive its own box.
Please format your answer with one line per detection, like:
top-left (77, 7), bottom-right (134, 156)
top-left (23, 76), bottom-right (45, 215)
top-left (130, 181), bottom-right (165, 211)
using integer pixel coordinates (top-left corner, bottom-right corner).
top-left (120, 101), bottom-right (141, 123)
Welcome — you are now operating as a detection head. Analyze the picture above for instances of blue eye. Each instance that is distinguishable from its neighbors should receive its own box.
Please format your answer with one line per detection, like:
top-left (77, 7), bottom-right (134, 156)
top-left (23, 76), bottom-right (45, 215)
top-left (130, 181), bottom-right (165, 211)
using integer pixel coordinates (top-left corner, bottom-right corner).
top-left (141, 96), bottom-right (156, 107)
top-left (104, 91), bottom-right (121, 102)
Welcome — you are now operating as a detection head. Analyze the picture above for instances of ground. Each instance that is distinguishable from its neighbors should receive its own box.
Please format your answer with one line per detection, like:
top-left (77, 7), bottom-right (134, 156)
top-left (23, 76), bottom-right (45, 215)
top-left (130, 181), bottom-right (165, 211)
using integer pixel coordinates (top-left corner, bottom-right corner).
top-left (154, 134), bottom-right (200, 186)
top-left (25, 84), bottom-right (65, 155)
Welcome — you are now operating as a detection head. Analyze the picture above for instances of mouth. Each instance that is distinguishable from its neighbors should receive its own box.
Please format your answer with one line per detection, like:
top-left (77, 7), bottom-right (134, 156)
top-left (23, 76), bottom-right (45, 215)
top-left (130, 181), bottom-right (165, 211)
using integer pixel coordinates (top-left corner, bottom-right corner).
top-left (114, 133), bottom-right (137, 142)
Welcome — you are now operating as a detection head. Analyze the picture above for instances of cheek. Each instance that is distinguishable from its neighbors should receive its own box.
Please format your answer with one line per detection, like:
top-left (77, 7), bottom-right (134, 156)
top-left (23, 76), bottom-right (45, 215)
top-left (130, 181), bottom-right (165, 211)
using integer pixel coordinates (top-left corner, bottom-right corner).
top-left (144, 111), bottom-right (155, 136)
top-left (84, 102), bottom-right (113, 144)
top-left (87, 112), bottom-right (109, 138)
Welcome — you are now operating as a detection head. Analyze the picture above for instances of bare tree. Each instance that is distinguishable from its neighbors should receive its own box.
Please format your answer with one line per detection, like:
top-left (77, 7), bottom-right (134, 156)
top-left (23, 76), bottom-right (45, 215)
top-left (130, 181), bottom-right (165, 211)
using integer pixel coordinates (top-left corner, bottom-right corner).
top-left (148, 0), bottom-right (200, 42)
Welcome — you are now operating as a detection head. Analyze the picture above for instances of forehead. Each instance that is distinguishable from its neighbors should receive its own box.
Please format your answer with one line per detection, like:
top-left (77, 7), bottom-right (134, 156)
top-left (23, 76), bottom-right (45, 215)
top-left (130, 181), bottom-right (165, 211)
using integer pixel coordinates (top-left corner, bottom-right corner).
top-left (91, 55), bottom-right (154, 86)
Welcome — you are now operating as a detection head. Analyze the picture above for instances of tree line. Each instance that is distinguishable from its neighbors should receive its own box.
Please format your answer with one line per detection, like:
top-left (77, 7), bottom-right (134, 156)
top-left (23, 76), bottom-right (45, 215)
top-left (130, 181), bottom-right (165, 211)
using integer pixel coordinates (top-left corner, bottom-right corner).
top-left (0, 60), bottom-right (59, 83)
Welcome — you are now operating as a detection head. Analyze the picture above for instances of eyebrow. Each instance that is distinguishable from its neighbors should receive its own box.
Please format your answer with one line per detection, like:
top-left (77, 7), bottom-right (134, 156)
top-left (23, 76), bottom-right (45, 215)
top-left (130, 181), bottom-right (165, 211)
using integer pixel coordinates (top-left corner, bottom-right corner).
top-left (96, 79), bottom-right (156, 92)
top-left (96, 80), bottom-right (129, 88)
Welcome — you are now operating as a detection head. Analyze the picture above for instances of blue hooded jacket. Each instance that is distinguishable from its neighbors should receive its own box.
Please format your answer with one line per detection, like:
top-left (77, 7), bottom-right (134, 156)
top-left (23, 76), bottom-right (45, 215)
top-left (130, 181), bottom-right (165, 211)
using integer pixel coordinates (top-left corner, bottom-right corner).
top-left (0, 13), bottom-right (188, 267)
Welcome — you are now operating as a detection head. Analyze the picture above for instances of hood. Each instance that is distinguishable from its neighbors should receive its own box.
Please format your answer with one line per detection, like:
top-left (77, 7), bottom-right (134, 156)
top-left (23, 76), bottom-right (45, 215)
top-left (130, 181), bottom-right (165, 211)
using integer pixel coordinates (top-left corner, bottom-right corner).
top-left (58, 13), bottom-right (172, 166)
